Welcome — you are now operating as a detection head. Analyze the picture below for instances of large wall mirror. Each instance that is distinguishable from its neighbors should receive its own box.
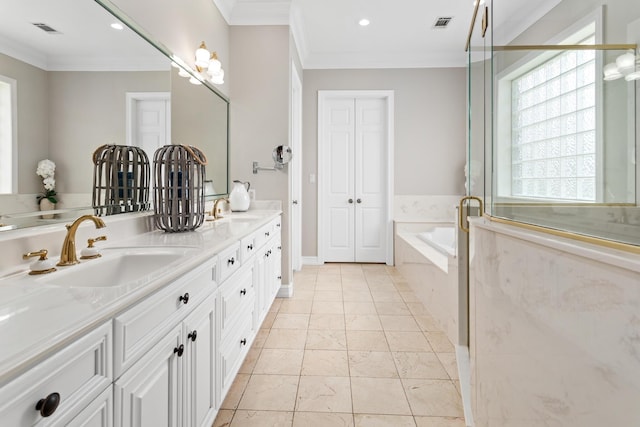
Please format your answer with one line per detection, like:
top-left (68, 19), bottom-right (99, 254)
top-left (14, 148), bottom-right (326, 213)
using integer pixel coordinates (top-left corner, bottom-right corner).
top-left (0, 0), bottom-right (229, 230)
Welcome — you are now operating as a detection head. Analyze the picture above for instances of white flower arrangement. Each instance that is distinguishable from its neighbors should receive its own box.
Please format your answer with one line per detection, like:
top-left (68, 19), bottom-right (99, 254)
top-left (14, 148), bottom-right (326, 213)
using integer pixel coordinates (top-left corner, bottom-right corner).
top-left (36, 159), bottom-right (58, 203)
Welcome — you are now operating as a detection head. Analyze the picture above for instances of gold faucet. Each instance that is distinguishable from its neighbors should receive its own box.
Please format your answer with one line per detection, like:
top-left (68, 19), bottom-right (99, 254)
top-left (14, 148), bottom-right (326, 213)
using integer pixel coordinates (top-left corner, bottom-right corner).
top-left (57, 215), bottom-right (106, 266)
top-left (212, 197), bottom-right (230, 220)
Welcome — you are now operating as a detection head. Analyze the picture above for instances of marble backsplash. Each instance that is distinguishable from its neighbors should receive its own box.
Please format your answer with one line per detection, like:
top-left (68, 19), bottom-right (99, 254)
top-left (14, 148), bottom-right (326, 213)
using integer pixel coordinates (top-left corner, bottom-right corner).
top-left (469, 218), bottom-right (640, 427)
top-left (394, 195), bottom-right (462, 223)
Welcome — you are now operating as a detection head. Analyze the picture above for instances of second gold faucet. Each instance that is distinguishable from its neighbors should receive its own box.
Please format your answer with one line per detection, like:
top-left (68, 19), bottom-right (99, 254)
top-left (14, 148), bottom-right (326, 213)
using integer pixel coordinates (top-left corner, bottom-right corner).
top-left (57, 215), bottom-right (106, 266)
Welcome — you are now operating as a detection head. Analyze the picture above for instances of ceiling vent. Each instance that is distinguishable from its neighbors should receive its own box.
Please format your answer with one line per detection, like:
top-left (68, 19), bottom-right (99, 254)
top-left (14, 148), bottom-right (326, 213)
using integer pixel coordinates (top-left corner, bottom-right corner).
top-left (433, 17), bottom-right (453, 29)
top-left (32, 23), bottom-right (61, 34)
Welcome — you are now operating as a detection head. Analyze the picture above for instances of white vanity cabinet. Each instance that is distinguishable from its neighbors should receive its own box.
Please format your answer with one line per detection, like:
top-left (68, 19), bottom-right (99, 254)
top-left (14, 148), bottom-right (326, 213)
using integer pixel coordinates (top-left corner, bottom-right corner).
top-left (254, 218), bottom-right (283, 326)
top-left (0, 321), bottom-right (112, 427)
top-left (113, 259), bottom-right (218, 427)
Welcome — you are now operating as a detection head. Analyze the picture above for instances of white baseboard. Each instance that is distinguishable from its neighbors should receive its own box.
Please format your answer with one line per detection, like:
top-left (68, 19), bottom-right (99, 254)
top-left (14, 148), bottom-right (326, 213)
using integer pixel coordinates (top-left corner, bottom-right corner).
top-left (302, 256), bottom-right (322, 266)
top-left (277, 282), bottom-right (293, 298)
top-left (455, 345), bottom-right (475, 427)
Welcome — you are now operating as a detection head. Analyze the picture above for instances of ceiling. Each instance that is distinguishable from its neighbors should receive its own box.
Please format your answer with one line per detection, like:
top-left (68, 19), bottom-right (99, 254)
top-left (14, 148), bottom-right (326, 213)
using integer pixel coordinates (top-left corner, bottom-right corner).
top-left (215, 0), bottom-right (563, 69)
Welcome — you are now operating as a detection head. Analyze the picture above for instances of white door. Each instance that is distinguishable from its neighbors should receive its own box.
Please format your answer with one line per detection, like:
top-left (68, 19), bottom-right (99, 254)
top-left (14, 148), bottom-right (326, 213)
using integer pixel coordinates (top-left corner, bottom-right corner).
top-left (126, 92), bottom-right (170, 157)
top-left (290, 64), bottom-right (303, 272)
top-left (320, 92), bottom-right (392, 264)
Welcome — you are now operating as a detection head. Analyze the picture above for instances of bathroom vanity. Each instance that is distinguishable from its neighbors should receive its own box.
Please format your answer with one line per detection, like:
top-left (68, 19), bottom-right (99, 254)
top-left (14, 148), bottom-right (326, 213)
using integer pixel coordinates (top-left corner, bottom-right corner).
top-left (0, 210), bottom-right (282, 426)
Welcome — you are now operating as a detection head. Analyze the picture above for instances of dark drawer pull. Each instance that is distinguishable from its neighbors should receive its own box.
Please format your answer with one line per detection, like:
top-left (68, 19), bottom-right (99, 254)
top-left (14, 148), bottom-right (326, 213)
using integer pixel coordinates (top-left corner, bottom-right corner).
top-left (240, 338), bottom-right (247, 346)
top-left (188, 331), bottom-right (197, 342)
top-left (278, 246), bottom-right (282, 250)
top-left (240, 288), bottom-right (247, 296)
top-left (265, 231), bottom-right (270, 237)
top-left (174, 344), bottom-right (184, 357)
top-left (228, 257), bottom-right (235, 266)
top-left (179, 293), bottom-right (189, 304)
top-left (35, 392), bottom-right (60, 417)
top-left (247, 244), bottom-right (254, 250)
top-left (276, 223), bottom-right (281, 228)
top-left (277, 275), bottom-right (282, 280)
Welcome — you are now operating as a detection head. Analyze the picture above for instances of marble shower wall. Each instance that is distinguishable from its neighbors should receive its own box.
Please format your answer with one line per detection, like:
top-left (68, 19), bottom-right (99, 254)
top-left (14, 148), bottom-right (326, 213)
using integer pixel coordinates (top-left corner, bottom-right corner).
top-left (469, 218), bottom-right (640, 427)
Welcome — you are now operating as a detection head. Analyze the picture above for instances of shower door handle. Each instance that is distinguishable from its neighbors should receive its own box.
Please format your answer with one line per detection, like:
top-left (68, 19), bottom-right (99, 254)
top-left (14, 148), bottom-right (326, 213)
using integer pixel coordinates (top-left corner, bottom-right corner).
top-left (458, 196), bottom-right (484, 233)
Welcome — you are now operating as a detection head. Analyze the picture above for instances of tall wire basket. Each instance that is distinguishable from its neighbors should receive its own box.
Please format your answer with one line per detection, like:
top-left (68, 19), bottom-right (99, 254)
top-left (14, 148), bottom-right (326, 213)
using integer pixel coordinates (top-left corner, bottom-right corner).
top-left (92, 144), bottom-right (151, 216)
top-left (153, 144), bottom-right (208, 232)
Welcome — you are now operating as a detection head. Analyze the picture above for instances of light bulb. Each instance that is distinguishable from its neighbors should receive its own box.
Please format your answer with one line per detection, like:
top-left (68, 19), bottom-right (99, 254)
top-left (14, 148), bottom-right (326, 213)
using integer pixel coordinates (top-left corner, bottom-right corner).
top-left (210, 69), bottom-right (224, 85)
top-left (603, 62), bottom-right (623, 81)
top-left (625, 66), bottom-right (640, 81)
top-left (195, 41), bottom-right (210, 68)
top-left (615, 51), bottom-right (636, 73)
top-left (207, 57), bottom-right (222, 75)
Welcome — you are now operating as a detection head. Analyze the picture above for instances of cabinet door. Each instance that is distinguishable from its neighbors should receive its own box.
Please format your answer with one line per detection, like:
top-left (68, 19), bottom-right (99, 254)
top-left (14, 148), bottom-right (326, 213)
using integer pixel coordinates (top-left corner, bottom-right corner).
top-left (253, 249), bottom-right (266, 327)
top-left (183, 294), bottom-right (216, 427)
top-left (66, 386), bottom-right (113, 427)
top-left (114, 325), bottom-right (182, 427)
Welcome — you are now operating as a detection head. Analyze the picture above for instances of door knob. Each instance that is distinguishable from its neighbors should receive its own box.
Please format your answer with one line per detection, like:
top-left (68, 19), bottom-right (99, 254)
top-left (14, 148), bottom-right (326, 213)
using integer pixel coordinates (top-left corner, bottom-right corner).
top-left (292, 200), bottom-right (298, 205)
top-left (348, 198), bottom-right (354, 204)
top-left (356, 198), bottom-right (362, 203)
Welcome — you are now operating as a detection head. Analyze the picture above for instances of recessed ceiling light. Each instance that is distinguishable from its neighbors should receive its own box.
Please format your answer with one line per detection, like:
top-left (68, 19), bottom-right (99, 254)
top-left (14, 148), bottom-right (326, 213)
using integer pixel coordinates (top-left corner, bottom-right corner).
top-left (110, 22), bottom-right (124, 30)
top-left (359, 18), bottom-right (370, 27)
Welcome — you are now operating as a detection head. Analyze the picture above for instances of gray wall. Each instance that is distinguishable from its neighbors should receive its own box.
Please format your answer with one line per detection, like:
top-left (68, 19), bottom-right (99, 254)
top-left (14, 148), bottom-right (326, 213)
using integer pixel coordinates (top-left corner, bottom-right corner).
top-left (229, 25), bottom-right (292, 283)
top-left (302, 68), bottom-right (467, 257)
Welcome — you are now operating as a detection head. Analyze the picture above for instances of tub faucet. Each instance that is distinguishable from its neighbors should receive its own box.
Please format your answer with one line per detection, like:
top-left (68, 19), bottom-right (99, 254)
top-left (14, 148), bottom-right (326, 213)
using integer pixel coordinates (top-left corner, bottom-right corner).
top-left (57, 215), bottom-right (106, 266)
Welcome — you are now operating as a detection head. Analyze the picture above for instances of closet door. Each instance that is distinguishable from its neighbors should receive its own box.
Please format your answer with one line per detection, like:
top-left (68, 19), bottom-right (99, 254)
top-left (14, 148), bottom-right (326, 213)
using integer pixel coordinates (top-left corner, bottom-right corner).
top-left (323, 98), bottom-right (356, 262)
top-left (354, 98), bottom-right (387, 262)
top-left (321, 94), bottom-right (389, 263)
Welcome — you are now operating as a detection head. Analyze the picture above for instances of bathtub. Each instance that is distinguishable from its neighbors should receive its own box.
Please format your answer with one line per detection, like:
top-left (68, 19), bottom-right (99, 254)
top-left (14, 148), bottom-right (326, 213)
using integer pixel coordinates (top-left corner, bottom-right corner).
top-left (394, 222), bottom-right (461, 346)
top-left (417, 226), bottom-right (457, 257)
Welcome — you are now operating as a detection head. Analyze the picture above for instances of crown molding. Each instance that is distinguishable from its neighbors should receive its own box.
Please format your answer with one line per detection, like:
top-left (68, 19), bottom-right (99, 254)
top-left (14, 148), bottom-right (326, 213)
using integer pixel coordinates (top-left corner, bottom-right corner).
top-left (228, 1), bottom-right (291, 25)
top-left (302, 50), bottom-right (467, 70)
top-left (211, 0), bottom-right (235, 24)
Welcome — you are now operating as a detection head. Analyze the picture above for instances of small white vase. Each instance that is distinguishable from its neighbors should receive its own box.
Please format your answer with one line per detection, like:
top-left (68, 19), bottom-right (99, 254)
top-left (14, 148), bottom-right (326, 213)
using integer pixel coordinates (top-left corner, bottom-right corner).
top-left (40, 198), bottom-right (55, 219)
top-left (229, 180), bottom-right (251, 212)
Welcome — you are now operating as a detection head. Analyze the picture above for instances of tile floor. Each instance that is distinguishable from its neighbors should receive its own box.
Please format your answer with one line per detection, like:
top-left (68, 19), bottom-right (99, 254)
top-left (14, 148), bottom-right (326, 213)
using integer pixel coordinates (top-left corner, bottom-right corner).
top-left (213, 263), bottom-right (465, 427)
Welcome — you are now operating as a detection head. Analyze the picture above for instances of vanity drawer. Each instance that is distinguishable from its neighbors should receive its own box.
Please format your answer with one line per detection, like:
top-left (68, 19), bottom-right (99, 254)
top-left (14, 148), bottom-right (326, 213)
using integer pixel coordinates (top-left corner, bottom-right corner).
top-left (239, 233), bottom-right (258, 264)
top-left (253, 223), bottom-right (271, 250)
top-left (0, 322), bottom-right (112, 426)
top-left (220, 314), bottom-right (254, 396)
top-left (217, 242), bottom-right (241, 282)
top-left (219, 263), bottom-right (255, 339)
top-left (113, 258), bottom-right (217, 378)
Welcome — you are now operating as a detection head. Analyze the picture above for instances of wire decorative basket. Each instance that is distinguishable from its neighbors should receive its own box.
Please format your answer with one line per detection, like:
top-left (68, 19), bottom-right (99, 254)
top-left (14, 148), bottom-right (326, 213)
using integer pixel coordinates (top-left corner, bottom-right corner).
top-left (92, 144), bottom-right (151, 216)
top-left (153, 144), bottom-right (208, 232)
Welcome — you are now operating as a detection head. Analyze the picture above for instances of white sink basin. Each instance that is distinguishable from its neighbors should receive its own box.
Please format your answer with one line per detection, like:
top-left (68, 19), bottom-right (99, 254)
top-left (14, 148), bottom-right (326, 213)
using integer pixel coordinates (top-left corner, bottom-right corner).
top-left (40, 246), bottom-right (197, 288)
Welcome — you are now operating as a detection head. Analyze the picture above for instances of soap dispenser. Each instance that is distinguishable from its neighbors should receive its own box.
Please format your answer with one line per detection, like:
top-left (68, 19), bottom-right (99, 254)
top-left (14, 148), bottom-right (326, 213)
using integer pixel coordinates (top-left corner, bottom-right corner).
top-left (229, 180), bottom-right (251, 211)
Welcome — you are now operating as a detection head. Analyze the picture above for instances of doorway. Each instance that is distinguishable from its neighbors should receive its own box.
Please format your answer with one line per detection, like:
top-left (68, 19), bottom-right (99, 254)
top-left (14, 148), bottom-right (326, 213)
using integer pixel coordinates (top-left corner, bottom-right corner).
top-left (318, 90), bottom-right (394, 265)
top-left (290, 64), bottom-right (303, 272)
top-left (126, 92), bottom-right (171, 156)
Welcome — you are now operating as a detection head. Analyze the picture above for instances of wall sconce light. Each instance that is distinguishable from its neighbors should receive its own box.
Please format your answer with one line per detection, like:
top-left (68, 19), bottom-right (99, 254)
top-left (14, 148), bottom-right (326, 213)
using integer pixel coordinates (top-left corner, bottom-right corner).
top-left (603, 49), bottom-right (640, 81)
top-left (193, 41), bottom-right (225, 85)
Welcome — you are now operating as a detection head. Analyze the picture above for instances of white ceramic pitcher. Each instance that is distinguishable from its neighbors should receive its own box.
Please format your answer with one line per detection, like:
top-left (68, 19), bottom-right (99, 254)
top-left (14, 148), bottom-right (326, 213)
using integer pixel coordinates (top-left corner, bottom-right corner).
top-left (229, 180), bottom-right (251, 211)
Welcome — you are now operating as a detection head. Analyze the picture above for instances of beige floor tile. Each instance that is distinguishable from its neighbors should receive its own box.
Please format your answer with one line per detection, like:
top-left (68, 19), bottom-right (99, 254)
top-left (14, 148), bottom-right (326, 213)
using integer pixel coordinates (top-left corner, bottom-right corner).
top-left (296, 376), bottom-right (352, 413)
top-left (414, 416), bottom-right (466, 427)
top-left (393, 352), bottom-right (449, 379)
top-left (263, 329), bottom-right (307, 349)
top-left (406, 302), bottom-right (429, 316)
top-left (346, 330), bottom-right (390, 351)
top-left (279, 299), bottom-right (313, 314)
top-left (302, 350), bottom-right (349, 376)
top-left (261, 311), bottom-right (277, 329)
top-left (436, 353), bottom-right (459, 380)
top-left (342, 277), bottom-right (369, 287)
top-left (314, 290), bottom-right (344, 301)
top-left (379, 315), bottom-right (421, 332)
top-left (393, 282), bottom-right (413, 292)
top-left (295, 280), bottom-right (317, 291)
top-left (385, 331), bottom-right (433, 352)
top-left (344, 302), bottom-right (377, 315)
top-left (316, 279), bottom-right (343, 290)
top-left (402, 379), bottom-right (464, 417)
top-left (425, 332), bottom-right (455, 353)
top-left (370, 291), bottom-right (404, 303)
top-left (312, 300), bottom-right (345, 314)
top-left (237, 374), bottom-right (299, 411)
top-left (253, 349), bottom-right (304, 375)
top-left (342, 290), bottom-right (374, 302)
top-left (309, 313), bottom-right (345, 330)
top-left (272, 313), bottom-right (310, 329)
top-left (221, 373), bottom-right (251, 409)
top-left (374, 302), bottom-right (411, 316)
top-left (213, 409), bottom-right (234, 427)
top-left (354, 414), bottom-right (416, 427)
top-left (294, 412), bottom-right (354, 427)
top-left (291, 289), bottom-right (316, 300)
top-left (230, 410), bottom-right (294, 427)
top-left (348, 351), bottom-right (398, 378)
top-left (269, 299), bottom-right (284, 312)
top-left (238, 347), bottom-right (261, 374)
top-left (306, 329), bottom-right (348, 350)
top-left (400, 291), bottom-right (421, 303)
top-left (345, 314), bottom-right (383, 331)
top-left (414, 315), bottom-right (440, 332)
top-left (252, 328), bottom-right (269, 349)
top-left (351, 377), bottom-right (412, 415)
top-left (317, 275), bottom-right (342, 285)
top-left (453, 380), bottom-right (461, 396)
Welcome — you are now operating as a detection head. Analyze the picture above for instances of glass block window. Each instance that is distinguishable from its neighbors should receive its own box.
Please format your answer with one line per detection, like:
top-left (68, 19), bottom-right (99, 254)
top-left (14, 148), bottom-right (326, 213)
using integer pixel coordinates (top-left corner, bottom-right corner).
top-left (511, 35), bottom-right (596, 201)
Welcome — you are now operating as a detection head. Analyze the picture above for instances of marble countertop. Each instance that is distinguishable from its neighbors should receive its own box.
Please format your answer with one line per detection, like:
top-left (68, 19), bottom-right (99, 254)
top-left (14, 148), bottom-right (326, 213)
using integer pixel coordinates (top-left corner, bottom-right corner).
top-left (0, 209), bottom-right (281, 384)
